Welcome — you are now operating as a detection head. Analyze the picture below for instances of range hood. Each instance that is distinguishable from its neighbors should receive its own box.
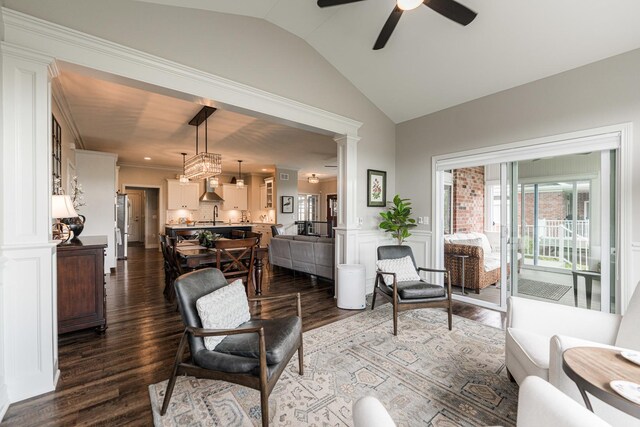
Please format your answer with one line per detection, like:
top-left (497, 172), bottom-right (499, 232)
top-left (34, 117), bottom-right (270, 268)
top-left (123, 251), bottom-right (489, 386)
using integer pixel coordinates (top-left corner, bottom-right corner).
top-left (200, 179), bottom-right (224, 202)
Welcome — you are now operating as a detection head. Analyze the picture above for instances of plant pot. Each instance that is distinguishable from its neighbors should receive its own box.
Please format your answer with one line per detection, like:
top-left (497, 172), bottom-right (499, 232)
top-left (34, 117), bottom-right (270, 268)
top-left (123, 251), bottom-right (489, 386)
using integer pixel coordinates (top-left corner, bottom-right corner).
top-left (62, 215), bottom-right (85, 238)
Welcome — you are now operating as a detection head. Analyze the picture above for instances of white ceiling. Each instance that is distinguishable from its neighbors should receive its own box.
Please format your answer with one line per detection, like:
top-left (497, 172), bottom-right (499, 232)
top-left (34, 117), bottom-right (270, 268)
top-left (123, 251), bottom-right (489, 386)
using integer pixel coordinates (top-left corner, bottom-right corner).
top-left (56, 69), bottom-right (338, 178)
top-left (136, 0), bottom-right (640, 123)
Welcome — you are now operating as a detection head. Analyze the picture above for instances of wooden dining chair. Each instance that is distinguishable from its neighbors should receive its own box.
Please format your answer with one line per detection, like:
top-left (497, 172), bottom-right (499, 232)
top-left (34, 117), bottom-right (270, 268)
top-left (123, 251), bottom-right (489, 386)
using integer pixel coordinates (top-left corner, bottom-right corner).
top-left (174, 229), bottom-right (200, 242)
top-left (213, 236), bottom-right (259, 292)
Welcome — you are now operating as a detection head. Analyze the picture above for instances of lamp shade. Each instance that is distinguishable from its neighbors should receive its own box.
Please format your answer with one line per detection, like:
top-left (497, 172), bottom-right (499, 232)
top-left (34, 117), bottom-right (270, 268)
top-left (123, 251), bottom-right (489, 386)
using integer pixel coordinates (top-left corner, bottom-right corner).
top-left (52, 195), bottom-right (78, 219)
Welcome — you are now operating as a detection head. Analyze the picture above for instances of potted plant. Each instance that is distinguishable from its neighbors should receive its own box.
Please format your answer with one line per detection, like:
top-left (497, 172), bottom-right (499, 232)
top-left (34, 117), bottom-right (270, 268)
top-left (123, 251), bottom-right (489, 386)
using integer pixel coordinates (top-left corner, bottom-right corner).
top-left (198, 230), bottom-right (219, 248)
top-left (379, 194), bottom-right (417, 245)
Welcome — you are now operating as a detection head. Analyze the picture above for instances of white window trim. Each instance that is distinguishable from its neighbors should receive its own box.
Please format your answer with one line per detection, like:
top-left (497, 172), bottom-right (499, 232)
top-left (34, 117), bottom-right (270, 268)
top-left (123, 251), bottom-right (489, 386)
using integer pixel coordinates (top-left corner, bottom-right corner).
top-left (432, 123), bottom-right (633, 313)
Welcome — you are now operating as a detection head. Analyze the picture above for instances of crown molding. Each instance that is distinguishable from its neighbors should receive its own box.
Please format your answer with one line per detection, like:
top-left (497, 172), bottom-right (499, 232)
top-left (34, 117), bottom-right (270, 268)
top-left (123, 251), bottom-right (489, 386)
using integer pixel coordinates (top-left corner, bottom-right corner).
top-left (51, 76), bottom-right (86, 149)
top-left (1, 7), bottom-right (363, 138)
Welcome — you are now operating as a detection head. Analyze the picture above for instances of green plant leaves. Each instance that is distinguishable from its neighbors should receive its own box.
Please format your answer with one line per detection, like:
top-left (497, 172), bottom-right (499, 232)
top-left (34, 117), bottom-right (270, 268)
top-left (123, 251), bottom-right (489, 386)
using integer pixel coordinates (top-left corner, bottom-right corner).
top-left (378, 194), bottom-right (417, 244)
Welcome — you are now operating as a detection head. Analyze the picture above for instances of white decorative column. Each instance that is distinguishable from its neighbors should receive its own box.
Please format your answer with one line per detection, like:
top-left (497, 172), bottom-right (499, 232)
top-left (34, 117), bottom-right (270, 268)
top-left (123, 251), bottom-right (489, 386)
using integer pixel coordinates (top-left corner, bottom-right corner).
top-left (334, 135), bottom-right (360, 294)
top-left (0, 44), bottom-right (59, 405)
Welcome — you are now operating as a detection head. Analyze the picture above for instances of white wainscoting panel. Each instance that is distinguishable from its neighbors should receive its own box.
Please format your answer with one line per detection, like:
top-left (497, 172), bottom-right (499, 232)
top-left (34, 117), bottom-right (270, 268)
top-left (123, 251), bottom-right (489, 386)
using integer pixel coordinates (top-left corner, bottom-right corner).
top-left (2, 245), bottom-right (58, 402)
top-left (353, 229), bottom-right (433, 294)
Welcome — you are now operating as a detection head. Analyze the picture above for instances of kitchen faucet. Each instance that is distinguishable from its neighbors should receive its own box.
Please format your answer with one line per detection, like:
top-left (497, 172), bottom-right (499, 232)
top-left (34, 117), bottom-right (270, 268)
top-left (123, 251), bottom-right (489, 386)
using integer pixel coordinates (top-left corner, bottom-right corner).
top-left (213, 205), bottom-right (219, 224)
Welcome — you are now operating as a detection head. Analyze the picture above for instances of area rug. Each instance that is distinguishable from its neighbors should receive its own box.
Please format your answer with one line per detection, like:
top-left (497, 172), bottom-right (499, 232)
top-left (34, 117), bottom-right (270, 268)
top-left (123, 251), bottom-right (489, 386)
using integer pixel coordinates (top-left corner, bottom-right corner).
top-left (149, 305), bottom-right (518, 426)
top-left (516, 279), bottom-right (571, 301)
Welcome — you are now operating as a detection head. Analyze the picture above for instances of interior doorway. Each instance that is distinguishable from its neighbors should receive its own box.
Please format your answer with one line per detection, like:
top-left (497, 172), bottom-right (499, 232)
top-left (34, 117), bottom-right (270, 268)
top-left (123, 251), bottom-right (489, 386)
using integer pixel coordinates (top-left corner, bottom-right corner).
top-left (124, 186), bottom-right (160, 249)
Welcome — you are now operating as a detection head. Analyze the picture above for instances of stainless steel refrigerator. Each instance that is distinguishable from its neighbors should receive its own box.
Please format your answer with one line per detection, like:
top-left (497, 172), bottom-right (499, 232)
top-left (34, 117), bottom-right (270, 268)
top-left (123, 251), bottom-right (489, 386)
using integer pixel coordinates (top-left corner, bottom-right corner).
top-left (116, 193), bottom-right (129, 260)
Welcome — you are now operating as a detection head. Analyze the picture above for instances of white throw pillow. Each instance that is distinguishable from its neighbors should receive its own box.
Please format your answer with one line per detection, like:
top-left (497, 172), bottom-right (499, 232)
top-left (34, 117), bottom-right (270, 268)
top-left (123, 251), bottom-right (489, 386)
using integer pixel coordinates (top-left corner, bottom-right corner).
top-left (376, 256), bottom-right (420, 286)
top-left (451, 237), bottom-right (482, 247)
top-left (196, 280), bottom-right (250, 350)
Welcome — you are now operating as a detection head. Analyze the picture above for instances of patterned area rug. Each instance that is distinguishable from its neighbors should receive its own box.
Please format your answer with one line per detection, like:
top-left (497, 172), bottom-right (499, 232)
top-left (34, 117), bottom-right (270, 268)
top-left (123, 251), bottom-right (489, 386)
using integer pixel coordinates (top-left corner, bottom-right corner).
top-left (149, 305), bottom-right (517, 426)
top-left (517, 279), bottom-right (571, 301)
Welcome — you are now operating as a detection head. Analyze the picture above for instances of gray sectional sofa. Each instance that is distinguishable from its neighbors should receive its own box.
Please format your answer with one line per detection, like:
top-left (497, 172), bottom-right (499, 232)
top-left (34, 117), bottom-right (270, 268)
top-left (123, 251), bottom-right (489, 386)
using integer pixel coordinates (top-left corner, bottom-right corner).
top-left (268, 235), bottom-right (334, 280)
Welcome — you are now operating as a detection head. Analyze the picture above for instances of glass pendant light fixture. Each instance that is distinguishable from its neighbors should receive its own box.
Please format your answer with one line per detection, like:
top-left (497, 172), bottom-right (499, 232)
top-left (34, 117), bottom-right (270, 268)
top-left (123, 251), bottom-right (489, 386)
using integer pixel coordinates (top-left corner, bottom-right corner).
top-left (179, 152), bottom-right (189, 184)
top-left (308, 173), bottom-right (319, 184)
top-left (184, 106), bottom-right (222, 180)
top-left (236, 160), bottom-right (244, 188)
top-left (209, 176), bottom-right (219, 188)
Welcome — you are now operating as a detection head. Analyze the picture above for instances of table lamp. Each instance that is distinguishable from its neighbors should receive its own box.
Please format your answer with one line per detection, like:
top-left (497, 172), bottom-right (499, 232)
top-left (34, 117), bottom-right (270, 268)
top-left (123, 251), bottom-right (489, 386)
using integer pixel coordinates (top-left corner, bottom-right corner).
top-left (52, 194), bottom-right (78, 242)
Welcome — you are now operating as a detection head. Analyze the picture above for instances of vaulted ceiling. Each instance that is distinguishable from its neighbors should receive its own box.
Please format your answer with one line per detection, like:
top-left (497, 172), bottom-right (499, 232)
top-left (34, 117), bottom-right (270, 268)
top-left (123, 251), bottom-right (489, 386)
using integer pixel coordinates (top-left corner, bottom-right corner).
top-left (136, 0), bottom-right (640, 123)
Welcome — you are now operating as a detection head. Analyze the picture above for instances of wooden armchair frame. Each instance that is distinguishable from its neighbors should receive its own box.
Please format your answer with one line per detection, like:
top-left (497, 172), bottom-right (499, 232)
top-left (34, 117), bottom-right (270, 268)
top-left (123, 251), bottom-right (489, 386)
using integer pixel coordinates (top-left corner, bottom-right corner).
top-left (373, 266), bottom-right (452, 335)
top-left (161, 292), bottom-right (303, 427)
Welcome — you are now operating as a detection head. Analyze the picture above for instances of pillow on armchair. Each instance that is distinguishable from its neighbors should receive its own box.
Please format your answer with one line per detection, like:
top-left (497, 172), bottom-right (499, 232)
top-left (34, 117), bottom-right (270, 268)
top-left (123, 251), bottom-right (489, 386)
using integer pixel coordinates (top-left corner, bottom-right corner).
top-left (376, 256), bottom-right (420, 286)
top-left (196, 280), bottom-right (250, 350)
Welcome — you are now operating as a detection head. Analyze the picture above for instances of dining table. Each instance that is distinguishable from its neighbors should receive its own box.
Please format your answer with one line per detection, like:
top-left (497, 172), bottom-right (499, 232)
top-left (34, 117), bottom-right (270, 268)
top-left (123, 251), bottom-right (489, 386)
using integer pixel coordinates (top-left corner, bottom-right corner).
top-left (176, 240), bottom-right (267, 295)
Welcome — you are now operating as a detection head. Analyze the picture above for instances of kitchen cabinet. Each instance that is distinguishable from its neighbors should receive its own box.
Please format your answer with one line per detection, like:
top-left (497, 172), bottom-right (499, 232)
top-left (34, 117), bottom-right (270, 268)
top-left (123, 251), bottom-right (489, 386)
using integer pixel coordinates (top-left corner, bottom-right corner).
top-left (222, 184), bottom-right (248, 210)
top-left (167, 179), bottom-right (200, 210)
top-left (57, 236), bottom-right (107, 334)
top-left (260, 177), bottom-right (274, 209)
top-left (252, 224), bottom-right (272, 247)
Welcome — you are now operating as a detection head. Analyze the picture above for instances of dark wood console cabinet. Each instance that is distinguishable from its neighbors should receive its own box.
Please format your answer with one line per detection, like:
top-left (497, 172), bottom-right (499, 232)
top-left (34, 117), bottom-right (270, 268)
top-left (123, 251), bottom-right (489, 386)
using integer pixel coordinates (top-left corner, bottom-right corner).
top-left (56, 236), bottom-right (107, 334)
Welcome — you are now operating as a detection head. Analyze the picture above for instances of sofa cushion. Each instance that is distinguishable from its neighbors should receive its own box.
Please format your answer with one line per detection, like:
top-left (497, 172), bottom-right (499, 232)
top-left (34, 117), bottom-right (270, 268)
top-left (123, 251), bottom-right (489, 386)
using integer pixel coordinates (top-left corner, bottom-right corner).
top-left (293, 235), bottom-right (319, 242)
top-left (196, 280), bottom-right (250, 350)
top-left (214, 316), bottom-right (302, 364)
top-left (506, 327), bottom-right (550, 379)
top-left (376, 256), bottom-right (420, 286)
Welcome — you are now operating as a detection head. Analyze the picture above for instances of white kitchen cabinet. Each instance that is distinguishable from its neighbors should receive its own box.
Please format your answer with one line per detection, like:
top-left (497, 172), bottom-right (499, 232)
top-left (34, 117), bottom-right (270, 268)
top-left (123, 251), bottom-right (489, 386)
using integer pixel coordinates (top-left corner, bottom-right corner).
top-left (167, 180), bottom-right (200, 210)
top-left (222, 184), bottom-right (248, 210)
top-left (260, 177), bottom-right (274, 209)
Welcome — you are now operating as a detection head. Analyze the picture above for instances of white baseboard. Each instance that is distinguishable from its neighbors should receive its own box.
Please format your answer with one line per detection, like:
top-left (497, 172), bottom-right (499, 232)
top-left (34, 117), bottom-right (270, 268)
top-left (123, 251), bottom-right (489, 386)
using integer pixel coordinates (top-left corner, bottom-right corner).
top-left (0, 385), bottom-right (9, 422)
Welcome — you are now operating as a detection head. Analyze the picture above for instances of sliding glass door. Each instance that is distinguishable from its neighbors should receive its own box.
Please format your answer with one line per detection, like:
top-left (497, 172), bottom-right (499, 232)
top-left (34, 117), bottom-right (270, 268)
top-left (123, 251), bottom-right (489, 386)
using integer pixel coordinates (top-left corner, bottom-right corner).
top-left (435, 134), bottom-right (620, 313)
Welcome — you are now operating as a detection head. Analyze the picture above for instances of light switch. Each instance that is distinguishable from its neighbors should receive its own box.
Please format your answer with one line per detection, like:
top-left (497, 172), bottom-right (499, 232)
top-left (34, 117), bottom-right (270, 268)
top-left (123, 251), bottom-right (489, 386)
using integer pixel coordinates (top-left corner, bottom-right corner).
top-left (417, 217), bottom-right (423, 224)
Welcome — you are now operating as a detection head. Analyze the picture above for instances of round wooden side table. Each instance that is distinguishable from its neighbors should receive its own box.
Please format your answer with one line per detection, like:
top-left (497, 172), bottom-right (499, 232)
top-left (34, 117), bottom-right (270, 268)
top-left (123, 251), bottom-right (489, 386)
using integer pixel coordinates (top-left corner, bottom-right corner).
top-left (562, 346), bottom-right (640, 418)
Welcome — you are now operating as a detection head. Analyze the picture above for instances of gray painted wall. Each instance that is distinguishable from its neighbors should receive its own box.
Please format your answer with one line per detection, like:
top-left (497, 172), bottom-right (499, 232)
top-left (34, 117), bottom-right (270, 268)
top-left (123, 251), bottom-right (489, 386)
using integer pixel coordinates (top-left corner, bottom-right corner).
top-left (4, 0), bottom-right (396, 230)
top-left (397, 48), bottom-right (640, 240)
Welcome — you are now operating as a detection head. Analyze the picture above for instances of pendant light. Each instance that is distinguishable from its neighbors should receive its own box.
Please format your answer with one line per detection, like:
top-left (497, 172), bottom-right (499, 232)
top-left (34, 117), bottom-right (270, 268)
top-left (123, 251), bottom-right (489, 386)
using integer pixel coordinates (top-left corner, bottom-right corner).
top-left (209, 176), bottom-right (219, 188)
top-left (308, 173), bottom-right (319, 184)
top-left (236, 160), bottom-right (244, 188)
top-left (179, 152), bottom-right (189, 184)
top-left (184, 106), bottom-right (222, 180)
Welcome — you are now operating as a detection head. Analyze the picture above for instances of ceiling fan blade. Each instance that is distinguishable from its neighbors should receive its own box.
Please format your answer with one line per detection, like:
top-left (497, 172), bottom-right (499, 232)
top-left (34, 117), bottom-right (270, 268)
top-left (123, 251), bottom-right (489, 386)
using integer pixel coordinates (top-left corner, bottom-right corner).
top-left (373, 6), bottom-right (403, 50)
top-left (423, 0), bottom-right (477, 26)
top-left (317, 0), bottom-right (366, 7)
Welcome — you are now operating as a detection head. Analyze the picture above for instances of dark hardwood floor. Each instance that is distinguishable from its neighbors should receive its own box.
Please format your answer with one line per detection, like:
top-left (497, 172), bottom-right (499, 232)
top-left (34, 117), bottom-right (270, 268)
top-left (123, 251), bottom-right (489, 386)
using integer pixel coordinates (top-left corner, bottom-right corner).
top-left (2, 246), bottom-right (505, 426)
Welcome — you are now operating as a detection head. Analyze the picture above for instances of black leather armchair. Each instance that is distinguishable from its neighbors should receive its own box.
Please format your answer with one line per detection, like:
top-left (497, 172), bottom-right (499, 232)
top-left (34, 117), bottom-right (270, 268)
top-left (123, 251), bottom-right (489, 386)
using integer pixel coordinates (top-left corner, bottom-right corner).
top-left (161, 268), bottom-right (304, 427)
top-left (373, 245), bottom-right (452, 335)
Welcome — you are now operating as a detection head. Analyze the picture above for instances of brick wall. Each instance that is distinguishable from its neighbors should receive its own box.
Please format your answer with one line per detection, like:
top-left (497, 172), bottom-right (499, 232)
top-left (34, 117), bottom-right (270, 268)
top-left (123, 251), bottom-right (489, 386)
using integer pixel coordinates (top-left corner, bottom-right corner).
top-left (519, 190), bottom-right (590, 224)
top-left (453, 167), bottom-right (484, 233)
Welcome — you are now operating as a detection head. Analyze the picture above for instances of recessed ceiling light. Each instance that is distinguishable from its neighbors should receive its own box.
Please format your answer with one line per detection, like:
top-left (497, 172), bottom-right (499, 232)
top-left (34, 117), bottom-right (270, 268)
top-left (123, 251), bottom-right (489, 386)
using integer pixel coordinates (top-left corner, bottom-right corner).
top-left (144, 157), bottom-right (151, 160)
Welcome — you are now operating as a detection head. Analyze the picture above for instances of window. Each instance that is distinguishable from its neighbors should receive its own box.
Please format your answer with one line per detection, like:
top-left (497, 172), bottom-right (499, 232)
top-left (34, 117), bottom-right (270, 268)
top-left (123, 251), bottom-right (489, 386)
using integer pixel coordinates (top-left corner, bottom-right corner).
top-left (297, 194), bottom-right (319, 221)
top-left (443, 172), bottom-right (453, 235)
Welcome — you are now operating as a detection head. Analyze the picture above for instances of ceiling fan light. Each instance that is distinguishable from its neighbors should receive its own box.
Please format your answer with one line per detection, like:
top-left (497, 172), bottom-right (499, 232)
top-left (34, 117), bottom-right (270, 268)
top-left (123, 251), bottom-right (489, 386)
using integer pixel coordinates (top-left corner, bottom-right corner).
top-left (397, 0), bottom-right (422, 11)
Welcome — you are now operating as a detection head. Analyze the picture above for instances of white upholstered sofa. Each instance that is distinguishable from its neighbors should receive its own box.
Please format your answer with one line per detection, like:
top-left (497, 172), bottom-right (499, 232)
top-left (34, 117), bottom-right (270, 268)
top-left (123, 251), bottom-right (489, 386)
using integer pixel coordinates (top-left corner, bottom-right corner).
top-left (506, 284), bottom-right (640, 426)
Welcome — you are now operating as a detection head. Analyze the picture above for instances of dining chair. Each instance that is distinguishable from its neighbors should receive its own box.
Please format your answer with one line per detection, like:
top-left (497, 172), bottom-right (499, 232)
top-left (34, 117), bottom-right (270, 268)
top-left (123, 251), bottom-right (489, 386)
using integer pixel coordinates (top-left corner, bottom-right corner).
top-left (174, 228), bottom-right (200, 241)
top-left (373, 245), bottom-right (452, 335)
top-left (214, 236), bottom-right (260, 291)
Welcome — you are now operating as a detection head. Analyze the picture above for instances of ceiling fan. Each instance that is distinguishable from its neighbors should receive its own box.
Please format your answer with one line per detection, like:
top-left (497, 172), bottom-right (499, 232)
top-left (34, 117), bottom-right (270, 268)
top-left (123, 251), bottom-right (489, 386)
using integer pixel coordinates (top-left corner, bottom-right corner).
top-left (317, 0), bottom-right (477, 50)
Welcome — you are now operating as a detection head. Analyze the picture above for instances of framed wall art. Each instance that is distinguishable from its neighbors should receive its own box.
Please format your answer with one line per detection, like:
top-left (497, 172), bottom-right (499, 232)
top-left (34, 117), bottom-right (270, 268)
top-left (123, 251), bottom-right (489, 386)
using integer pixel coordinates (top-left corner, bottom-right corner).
top-left (281, 195), bottom-right (294, 213)
top-left (367, 169), bottom-right (386, 207)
